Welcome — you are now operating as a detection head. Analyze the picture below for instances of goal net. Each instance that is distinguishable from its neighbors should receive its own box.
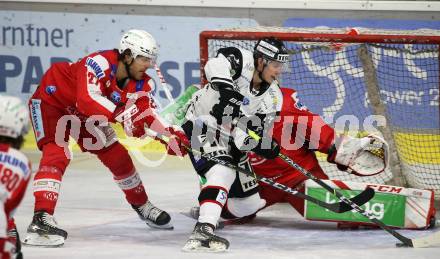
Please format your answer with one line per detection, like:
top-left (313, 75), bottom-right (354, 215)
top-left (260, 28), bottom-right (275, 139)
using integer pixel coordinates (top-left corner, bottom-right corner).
top-left (200, 26), bottom-right (440, 199)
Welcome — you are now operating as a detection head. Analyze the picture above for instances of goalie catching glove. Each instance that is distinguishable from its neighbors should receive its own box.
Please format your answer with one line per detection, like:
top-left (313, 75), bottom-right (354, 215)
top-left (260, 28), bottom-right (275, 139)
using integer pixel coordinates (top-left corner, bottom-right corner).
top-left (327, 134), bottom-right (389, 176)
top-left (112, 95), bottom-right (189, 157)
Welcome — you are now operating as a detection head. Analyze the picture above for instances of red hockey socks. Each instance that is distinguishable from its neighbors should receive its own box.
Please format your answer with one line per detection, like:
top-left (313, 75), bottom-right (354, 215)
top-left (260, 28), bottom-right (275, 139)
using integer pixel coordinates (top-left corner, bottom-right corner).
top-left (97, 143), bottom-right (148, 206)
top-left (33, 143), bottom-right (70, 215)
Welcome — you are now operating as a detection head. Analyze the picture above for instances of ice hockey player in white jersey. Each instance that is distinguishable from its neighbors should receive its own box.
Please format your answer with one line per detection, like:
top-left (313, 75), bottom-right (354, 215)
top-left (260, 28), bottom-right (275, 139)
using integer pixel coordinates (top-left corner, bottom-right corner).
top-left (0, 95), bottom-right (31, 259)
top-left (181, 38), bottom-right (290, 252)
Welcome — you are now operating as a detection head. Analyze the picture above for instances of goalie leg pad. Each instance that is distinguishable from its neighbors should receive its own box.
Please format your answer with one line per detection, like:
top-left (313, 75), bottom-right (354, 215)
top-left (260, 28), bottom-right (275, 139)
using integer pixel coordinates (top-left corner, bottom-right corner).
top-left (222, 193), bottom-right (266, 219)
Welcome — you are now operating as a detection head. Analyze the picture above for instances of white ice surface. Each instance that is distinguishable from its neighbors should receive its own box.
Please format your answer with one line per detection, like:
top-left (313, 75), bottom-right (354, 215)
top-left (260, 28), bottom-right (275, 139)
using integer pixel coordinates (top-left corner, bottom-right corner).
top-left (13, 153), bottom-right (440, 259)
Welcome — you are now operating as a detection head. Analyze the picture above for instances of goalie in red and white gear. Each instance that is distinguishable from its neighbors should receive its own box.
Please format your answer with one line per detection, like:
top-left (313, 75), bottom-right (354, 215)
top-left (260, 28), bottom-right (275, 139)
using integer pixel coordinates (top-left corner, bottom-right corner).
top-left (24, 29), bottom-right (189, 247)
top-left (249, 87), bottom-right (389, 224)
top-left (0, 95), bottom-right (31, 259)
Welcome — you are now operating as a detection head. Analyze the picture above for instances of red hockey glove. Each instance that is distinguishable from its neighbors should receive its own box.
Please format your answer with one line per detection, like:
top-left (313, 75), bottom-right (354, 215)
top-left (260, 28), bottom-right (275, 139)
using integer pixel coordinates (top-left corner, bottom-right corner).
top-left (156, 127), bottom-right (190, 157)
top-left (113, 96), bottom-right (151, 138)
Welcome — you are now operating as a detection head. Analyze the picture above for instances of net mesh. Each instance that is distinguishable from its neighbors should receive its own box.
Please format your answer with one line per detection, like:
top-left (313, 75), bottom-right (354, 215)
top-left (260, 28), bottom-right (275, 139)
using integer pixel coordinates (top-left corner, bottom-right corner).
top-left (202, 27), bottom-right (440, 199)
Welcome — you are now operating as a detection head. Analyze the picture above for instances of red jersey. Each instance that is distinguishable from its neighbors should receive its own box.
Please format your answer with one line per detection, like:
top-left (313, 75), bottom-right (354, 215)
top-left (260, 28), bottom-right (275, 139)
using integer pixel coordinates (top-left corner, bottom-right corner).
top-left (34, 49), bottom-right (155, 122)
top-left (0, 144), bottom-right (31, 215)
top-left (249, 87), bottom-right (336, 180)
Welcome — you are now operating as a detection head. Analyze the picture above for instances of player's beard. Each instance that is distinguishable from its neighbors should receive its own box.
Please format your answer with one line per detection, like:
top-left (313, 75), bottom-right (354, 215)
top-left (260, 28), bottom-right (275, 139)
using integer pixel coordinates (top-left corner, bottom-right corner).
top-left (128, 67), bottom-right (144, 80)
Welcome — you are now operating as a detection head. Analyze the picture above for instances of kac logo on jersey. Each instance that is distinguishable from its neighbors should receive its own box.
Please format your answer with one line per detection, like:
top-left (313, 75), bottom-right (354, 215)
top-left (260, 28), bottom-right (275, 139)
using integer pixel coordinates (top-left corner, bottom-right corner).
top-left (295, 101), bottom-right (306, 110)
top-left (110, 91), bottom-right (121, 104)
top-left (291, 92), bottom-right (308, 111)
top-left (45, 85), bottom-right (57, 95)
top-left (242, 97), bottom-right (250, 105)
top-left (86, 57), bottom-right (105, 79)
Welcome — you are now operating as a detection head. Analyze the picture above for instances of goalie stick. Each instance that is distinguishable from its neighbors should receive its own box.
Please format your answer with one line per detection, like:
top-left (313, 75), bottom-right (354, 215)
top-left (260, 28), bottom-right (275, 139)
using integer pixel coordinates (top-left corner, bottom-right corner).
top-left (236, 121), bottom-right (440, 248)
top-left (280, 152), bottom-right (440, 248)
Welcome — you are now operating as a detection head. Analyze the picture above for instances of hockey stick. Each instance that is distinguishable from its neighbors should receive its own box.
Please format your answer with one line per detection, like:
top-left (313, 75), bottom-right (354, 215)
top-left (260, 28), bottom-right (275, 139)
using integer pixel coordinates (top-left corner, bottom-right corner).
top-left (279, 153), bottom-right (440, 247)
top-left (238, 123), bottom-right (439, 248)
top-left (154, 64), bottom-right (175, 105)
top-left (185, 143), bottom-right (373, 214)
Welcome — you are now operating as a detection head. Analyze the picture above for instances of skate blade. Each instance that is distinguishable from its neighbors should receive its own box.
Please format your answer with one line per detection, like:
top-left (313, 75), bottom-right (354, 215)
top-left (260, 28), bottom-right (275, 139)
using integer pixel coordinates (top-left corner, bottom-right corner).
top-left (23, 233), bottom-right (65, 247)
top-left (182, 239), bottom-right (227, 253)
top-left (145, 220), bottom-right (174, 230)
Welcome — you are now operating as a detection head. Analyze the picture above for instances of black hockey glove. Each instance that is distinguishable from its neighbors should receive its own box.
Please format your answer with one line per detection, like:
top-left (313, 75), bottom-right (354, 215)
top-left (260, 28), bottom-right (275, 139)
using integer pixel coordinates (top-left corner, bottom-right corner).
top-left (244, 136), bottom-right (280, 159)
top-left (210, 83), bottom-right (244, 125)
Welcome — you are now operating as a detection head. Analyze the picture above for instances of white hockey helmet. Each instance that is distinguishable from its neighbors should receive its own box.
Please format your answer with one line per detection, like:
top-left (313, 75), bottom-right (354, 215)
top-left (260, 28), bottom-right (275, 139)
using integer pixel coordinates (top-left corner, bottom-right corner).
top-left (0, 95), bottom-right (30, 139)
top-left (119, 29), bottom-right (158, 63)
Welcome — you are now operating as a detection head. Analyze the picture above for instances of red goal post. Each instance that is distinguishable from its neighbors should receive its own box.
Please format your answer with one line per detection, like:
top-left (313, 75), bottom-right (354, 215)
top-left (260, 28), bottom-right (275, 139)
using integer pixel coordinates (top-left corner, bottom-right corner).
top-left (199, 27), bottom-right (440, 198)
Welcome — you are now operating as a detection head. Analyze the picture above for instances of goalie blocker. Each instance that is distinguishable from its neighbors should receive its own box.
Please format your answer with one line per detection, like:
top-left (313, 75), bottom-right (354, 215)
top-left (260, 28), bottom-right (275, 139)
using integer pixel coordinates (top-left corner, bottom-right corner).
top-left (304, 179), bottom-right (436, 229)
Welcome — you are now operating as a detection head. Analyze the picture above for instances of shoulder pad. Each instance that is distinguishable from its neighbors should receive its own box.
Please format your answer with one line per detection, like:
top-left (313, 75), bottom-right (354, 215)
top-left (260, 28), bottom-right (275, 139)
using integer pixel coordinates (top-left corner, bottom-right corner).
top-left (217, 47), bottom-right (243, 80)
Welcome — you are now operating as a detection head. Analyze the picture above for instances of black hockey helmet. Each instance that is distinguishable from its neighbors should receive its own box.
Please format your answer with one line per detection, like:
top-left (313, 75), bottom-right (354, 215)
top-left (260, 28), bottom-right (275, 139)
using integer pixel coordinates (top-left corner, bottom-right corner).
top-left (253, 37), bottom-right (289, 63)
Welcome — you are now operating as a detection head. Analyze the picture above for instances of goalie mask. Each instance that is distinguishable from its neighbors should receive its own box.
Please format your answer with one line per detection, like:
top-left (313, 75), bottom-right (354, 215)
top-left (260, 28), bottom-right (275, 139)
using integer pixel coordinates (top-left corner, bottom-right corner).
top-left (0, 95), bottom-right (30, 139)
top-left (119, 29), bottom-right (158, 64)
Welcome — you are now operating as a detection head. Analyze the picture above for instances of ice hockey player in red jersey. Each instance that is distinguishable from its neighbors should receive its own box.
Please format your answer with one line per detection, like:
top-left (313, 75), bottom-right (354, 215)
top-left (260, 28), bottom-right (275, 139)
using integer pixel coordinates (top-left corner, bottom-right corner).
top-left (24, 29), bottom-right (189, 247)
top-left (0, 95), bottom-right (31, 259)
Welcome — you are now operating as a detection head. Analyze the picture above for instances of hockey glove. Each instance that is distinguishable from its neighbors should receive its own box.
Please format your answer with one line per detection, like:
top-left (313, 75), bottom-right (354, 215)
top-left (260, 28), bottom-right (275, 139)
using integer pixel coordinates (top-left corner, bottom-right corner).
top-left (156, 127), bottom-right (190, 157)
top-left (113, 95), bottom-right (151, 138)
top-left (327, 134), bottom-right (389, 176)
top-left (210, 84), bottom-right (244, 125)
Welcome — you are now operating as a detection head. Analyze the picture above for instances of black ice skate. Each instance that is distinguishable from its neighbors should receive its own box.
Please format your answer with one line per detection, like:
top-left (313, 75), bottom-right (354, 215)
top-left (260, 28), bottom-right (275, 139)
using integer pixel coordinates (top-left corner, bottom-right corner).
top-left (182, 222), bottom-right (230, 252)
top-left (23, 211), bottom-right (68, 247)
top-left (132, 201), bottom-right (173, 230)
